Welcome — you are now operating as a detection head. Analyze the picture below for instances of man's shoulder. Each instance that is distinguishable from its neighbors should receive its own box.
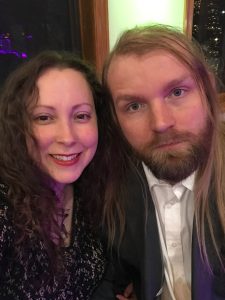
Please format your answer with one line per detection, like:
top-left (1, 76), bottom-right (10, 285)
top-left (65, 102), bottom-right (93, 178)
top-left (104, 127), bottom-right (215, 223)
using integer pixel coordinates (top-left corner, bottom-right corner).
top-left (125, 162), bottom-right (147, 187)
top-left (122, 163), bottom-right (153, 220)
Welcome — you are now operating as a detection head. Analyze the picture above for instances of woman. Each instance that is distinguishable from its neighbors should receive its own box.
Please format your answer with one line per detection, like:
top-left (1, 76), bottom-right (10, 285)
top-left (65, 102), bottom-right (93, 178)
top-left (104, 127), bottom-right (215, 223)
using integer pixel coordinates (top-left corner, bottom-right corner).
top-left (0, 50), bottom-right (108, 299)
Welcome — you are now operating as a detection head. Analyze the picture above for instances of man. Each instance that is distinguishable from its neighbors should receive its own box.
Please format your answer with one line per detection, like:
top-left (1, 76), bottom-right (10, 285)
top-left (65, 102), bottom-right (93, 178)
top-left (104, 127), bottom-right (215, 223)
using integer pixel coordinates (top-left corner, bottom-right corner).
top-left (93, 25), bottom-right (225, 300)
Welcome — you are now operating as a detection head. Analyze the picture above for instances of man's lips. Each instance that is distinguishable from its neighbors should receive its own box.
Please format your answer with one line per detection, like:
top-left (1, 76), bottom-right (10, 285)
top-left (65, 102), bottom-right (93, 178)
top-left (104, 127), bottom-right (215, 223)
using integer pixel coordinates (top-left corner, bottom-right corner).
top-left (152, 139), bottom-right (187, 150)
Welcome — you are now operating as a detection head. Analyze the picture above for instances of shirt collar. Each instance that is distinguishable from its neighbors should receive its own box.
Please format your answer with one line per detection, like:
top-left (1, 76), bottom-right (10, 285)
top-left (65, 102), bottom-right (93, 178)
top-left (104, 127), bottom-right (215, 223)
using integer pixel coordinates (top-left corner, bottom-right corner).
top-left (142, 162), bottom-right (195, 192)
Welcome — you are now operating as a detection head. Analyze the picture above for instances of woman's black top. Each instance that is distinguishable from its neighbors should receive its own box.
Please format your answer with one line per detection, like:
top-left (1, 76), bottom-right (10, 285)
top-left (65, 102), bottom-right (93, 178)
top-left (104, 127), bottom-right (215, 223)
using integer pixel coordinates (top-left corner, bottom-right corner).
top-left (0, 184), bottom-right (105, 299)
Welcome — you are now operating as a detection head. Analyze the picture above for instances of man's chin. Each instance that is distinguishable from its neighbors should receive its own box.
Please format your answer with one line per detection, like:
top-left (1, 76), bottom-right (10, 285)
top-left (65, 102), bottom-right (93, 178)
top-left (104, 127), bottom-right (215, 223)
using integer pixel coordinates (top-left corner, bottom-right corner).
top-left (139, 147), bottom-right (200, 183)
top-left (145, 159), bottom-right (196, 184)
top-left (151, 164), bottom-right (196, 184)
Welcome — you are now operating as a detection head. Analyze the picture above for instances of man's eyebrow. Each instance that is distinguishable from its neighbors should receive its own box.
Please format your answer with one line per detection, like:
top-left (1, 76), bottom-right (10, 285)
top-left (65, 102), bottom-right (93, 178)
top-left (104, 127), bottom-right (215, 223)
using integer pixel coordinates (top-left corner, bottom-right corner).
top-left (114, 94), bottom-right (146, 104)
top-left (113, 75), bottom-right (194, 103)
top-left (163, 75), bottom-right (194, 91)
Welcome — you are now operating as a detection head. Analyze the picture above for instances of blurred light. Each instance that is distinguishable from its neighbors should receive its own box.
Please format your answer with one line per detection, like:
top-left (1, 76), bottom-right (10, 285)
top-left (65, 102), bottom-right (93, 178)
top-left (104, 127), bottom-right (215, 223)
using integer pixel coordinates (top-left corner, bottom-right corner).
top-left (0, 49), bottom-right (27, 58)
top-left (21, 52), bottom-right (27, 58)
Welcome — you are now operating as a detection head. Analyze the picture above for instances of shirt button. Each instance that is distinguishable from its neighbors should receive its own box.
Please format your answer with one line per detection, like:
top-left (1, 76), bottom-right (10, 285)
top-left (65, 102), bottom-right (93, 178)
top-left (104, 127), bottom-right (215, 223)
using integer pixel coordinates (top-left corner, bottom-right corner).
top-left (170, 199), bottom-right (176, 205)
top-left (166, 201), bottom-right (175, 208)
top-left (171, 242), bottom-right (177, 248)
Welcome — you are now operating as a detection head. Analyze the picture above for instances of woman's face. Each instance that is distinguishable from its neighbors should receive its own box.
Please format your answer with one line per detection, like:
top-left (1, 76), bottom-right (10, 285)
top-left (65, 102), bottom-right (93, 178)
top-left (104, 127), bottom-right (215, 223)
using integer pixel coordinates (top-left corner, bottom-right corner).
top-left (28, 67), bottom-right (98, 192)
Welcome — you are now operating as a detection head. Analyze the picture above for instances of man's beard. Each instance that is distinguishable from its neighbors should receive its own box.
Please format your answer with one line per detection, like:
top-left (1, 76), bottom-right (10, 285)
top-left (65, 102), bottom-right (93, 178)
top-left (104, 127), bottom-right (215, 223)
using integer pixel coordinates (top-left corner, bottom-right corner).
top-left (134, 119), bottom-right (213, 184)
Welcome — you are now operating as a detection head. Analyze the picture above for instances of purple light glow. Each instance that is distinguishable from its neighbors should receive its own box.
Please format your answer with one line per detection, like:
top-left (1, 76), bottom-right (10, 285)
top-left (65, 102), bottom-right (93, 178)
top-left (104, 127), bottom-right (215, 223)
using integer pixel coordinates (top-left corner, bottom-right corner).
top-left (0, 49), bottom-right (27, 59)
top-left (21, 52), bottom-right (27, 58)
top-left (0, 33), bottom-right (29, 59)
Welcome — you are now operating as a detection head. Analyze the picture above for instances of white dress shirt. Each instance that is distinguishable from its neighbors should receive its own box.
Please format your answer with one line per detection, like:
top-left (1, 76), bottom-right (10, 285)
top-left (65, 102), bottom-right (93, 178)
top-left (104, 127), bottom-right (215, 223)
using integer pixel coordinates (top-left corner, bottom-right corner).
top-left (143, 163), bottom-right (195, 300)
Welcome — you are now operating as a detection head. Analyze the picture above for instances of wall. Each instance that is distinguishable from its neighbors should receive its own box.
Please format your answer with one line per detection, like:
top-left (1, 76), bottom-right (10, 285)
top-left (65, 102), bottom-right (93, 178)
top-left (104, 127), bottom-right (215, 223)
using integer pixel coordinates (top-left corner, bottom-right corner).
top-left (108, 0), bottom-right (185, 49)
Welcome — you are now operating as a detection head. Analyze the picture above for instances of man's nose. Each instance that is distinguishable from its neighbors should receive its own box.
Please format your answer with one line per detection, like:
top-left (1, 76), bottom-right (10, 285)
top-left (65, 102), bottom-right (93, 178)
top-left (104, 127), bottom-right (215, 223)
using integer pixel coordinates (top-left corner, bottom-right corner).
top-left (150, 99), bottom-right (175, 133)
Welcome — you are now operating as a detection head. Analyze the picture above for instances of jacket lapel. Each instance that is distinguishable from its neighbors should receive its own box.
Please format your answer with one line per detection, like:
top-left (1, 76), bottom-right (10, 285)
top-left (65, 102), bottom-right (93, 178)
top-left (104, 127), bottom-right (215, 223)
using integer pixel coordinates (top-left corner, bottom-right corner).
top-left (144, 193), bottom-right (163, 299)
top-left (137, 165), bottom-right (163, 299)
top-left (192, 225), bottom-right (213, 300)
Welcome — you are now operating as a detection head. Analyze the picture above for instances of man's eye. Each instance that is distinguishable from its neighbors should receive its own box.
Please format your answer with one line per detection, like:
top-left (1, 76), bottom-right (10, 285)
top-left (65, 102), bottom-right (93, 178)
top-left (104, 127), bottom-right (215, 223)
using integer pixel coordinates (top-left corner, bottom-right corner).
top-left (171, 88), bottom-right (185, 97)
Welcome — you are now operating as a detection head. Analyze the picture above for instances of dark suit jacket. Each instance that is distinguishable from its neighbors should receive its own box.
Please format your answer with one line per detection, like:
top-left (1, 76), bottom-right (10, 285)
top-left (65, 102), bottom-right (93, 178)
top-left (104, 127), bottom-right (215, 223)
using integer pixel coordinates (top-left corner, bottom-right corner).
top-left (92, 165), bottom-right (225, 300)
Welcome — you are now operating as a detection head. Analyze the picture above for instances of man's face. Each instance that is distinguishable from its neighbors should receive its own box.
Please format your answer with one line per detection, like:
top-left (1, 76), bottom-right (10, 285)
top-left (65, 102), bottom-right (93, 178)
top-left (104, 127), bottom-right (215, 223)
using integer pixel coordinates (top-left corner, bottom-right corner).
top-left (107, 51), bottom-right (212, 183)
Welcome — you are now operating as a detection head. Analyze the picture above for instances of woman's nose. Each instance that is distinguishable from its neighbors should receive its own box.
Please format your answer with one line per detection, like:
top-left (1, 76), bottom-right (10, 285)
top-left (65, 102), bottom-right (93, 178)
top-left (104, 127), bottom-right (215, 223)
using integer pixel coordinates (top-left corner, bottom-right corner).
top-left (56, 122), bottom-right (77, 145)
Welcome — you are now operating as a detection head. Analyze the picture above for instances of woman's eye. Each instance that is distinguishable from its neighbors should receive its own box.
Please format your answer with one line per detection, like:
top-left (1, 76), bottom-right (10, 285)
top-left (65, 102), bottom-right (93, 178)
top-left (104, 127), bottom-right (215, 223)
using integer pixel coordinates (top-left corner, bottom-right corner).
top-left (38, 115), bottom-right (49, 121)
top-left (76, 113), bottom-right (91, 121)
top-left (33, 115), bottom-right (52, 123)
top-left (127, 102), bottom-right (142, 112)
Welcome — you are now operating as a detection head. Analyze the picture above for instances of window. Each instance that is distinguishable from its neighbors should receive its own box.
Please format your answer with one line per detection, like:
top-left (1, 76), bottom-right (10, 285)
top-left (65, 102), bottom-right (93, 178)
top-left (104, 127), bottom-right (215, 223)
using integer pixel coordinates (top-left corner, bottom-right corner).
top-left (0, 0), bottom-right (109, 86)
top-left (185, 0), bottom-right (225, 92)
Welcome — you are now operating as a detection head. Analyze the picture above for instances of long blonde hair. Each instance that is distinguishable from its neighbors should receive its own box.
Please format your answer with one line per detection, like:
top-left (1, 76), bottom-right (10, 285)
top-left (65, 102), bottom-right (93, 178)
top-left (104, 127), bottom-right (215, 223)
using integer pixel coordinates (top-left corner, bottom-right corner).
top-left (102, 24), bottom-right (225, 269)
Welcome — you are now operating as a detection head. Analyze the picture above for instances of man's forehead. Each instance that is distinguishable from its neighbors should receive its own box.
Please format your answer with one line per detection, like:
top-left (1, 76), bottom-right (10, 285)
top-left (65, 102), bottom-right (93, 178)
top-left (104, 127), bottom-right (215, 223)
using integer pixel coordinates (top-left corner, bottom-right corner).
top-left (108, 49), bottom-right (188, 71)
top-left (107, 51), bottom-right (194, 85)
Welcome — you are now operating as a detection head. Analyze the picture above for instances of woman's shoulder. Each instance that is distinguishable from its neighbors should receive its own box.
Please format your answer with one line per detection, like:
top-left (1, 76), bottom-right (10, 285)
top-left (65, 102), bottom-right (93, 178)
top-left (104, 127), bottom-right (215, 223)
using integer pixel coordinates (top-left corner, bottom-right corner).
top-left (0, 183), bottom-right (11, 220)
top-left (0, 183), bottom-right (14, 258)
top-left (0, 183), bottom-right (9, 206)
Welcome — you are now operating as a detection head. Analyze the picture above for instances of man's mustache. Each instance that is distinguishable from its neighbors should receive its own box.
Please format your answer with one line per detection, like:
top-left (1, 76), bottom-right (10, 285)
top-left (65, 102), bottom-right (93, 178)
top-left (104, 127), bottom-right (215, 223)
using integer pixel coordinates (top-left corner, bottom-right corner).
top-left (148, 130), bottom-right (197, 150)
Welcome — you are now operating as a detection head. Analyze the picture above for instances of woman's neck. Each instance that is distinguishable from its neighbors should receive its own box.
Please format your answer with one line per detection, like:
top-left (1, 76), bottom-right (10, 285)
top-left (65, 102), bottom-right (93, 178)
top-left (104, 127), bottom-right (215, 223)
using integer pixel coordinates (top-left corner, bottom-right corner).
top-left (55, 184), bottom-right (74, 246)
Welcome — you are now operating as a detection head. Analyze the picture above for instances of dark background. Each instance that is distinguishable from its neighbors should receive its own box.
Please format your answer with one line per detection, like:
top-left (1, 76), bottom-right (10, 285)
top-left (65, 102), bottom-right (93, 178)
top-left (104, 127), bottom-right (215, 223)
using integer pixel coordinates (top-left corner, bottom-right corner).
top-left (192, 0), bottom-right (225, 91)
top-left (0, 0), bottom-right (81, 86)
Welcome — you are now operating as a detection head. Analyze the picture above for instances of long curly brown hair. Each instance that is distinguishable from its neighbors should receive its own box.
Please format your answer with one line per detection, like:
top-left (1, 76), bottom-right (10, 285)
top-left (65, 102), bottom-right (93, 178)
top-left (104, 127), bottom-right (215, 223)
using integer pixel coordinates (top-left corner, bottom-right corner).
top-left (0, 50), bottom-right (106, 267)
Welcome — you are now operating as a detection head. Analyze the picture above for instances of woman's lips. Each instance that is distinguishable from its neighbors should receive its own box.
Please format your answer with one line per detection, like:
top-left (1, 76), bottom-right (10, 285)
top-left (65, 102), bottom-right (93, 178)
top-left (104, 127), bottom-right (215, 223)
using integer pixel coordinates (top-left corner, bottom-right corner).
top-left (50, 153), bottom-right (81, 166)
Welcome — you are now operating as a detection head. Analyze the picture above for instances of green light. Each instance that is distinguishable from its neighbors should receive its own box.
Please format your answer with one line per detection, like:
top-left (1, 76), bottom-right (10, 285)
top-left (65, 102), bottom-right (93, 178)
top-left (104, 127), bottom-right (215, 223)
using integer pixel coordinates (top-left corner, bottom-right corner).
top-left (109, 0), bottom-right (185, 48)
